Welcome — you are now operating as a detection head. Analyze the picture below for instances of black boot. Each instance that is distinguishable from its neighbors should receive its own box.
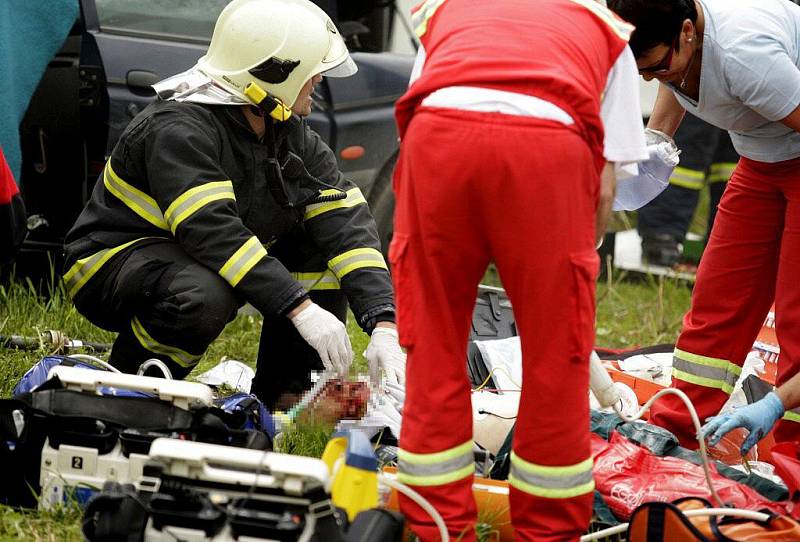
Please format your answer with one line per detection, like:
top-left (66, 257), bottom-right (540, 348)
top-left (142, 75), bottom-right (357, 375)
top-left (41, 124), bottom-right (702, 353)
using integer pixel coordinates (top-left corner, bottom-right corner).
top-left (641, 233), bottom-right (682, 268)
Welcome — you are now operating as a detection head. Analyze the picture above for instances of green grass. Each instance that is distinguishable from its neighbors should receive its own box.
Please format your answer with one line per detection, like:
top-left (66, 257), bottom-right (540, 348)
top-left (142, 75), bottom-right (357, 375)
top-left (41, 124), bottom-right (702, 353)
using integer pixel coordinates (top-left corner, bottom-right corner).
top-left (0, 255), bottom-right (693, 540)
top-left (0, 505), bottom-right (82, 542)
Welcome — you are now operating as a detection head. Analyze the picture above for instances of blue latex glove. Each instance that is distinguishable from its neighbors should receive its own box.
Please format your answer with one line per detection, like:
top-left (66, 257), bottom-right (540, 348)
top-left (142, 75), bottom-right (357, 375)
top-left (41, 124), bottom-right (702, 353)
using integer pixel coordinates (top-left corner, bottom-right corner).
top-left (700, 392), bottom-right (785, 455)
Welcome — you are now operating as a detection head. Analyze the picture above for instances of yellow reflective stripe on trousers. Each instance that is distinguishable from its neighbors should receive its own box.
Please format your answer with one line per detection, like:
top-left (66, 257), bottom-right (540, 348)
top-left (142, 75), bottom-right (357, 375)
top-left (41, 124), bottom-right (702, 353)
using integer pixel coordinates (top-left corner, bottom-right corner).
top-left (63, 238), bottom-right (157, 298)
top-left (669, 167), bottom-right (705, 190)
top-left (291, 270), bottom-right (341, 291)
top-left (509, 452), bottom-right (594, 499)
top-left (411, 0), bottom-right (447, 37)
top-left (397, 440), bottom-right (474, 487)
top-left (708, 162), bottom-right (737, 184)
top-left (164, 181), bottom-right (235, 233)
top-left (328, 248), bottom-right (387, 280)
top-left (566, 0), bottom-right (634, 40)
top-left (103, 163), bottom-right (168, 230)
top-left (671, 348), bottom-right (740, 394)
top-left (303, 187), bottom-right (366, 221)
top-left (219, 236), bottom-right (267, 287)
top-left (130, 316), bottom-right (200, 368)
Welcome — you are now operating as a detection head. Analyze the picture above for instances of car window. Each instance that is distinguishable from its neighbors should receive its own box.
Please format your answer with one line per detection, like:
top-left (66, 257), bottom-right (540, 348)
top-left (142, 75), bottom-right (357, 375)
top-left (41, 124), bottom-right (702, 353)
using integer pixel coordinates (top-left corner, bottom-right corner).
top-left (94, 0), bottom-right (400, 51)
top-left (95, 0), bottom-right (231, 41)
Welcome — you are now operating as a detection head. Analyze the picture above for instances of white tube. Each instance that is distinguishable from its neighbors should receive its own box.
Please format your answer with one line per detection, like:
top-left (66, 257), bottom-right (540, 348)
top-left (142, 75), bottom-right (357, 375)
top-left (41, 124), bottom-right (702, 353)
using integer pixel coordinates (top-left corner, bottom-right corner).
top-left (137, 358), bottom-right (174, 379)
top-left (67, 354), bottom-right (121, 373)
top-left (579, 508), bottom-right (771, 541)
top-left (378, 474), bottom-right (449, 542)
top-left (614, 387), bottom-right (723, 507)
top-left (589, 355), bottom-right (723, 507)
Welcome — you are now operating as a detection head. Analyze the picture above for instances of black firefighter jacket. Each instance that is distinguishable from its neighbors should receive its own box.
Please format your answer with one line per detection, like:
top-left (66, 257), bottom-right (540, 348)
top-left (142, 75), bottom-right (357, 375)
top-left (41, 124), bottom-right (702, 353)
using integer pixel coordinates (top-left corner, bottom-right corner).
top-left (63, 100), bottom-right (394, 330)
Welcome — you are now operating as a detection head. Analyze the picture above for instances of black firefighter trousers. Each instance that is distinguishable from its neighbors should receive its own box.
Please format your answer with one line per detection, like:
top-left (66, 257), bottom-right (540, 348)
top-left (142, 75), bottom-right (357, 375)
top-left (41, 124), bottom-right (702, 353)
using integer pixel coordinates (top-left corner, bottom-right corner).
top-left (72, 239), bottom-right (347, 409)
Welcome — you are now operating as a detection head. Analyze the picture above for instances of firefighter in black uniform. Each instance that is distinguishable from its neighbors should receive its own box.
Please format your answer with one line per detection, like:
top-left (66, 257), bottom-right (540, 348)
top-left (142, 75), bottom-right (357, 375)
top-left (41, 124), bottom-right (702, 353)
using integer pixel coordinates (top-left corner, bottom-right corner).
top-left (63, 0), bottom-right (406, 408)
top-left (638, 114), bottom-right (739, 267)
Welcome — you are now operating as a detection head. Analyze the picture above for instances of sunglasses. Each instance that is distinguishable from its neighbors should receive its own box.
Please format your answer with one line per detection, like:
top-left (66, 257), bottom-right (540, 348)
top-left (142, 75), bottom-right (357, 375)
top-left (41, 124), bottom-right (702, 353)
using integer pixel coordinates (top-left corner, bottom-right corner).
top-left (639, 37), bottom-right (678, 75)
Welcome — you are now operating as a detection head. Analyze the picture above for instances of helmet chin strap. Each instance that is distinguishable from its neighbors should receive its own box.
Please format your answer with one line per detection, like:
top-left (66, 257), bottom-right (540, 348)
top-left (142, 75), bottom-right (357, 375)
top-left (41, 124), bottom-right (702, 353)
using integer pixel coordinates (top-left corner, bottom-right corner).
top-left (244, 82), bottom-right (293, 122)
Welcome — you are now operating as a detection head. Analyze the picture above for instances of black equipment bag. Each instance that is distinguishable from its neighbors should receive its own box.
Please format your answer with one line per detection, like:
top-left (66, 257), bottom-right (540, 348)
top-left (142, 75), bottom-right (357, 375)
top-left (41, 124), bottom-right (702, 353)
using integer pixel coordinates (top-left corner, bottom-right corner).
top-left (0, 378), bottom-right (271, 508)
top-left (346, 508), bottom-right (404, 542)
top-left (467, 286), bottom-right (516, 389)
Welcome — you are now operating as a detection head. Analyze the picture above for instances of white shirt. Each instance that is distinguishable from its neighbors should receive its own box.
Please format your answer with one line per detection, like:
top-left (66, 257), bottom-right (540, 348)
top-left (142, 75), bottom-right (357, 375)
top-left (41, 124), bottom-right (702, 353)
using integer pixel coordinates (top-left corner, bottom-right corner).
top-left (669, 0), bottom-right (800, 162)
top-left (410, 45), bottom-right (648, 167)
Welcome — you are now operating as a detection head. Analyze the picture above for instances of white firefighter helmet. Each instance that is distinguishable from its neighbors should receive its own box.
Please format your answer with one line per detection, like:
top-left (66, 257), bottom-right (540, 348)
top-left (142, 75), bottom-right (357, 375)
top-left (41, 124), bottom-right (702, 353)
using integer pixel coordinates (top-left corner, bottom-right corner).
top-left (154, 0), bottom-right (356, 115)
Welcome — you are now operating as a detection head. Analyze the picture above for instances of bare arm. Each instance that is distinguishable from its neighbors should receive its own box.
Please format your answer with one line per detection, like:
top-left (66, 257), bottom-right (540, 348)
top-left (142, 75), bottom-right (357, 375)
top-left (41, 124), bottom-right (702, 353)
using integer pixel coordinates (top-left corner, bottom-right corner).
top-left (776, 369), bottom-right (800, 411)
top-left (596, 162), bottom-right (616, 246)
top-left (646, 84), bottom-right (686, 137)
top-left (781, 103), bottom-right (800, 133)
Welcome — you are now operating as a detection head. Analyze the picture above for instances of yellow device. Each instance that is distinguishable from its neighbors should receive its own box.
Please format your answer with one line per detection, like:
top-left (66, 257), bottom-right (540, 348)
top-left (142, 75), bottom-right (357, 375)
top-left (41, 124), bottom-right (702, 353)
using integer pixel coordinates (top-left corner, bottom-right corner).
top-left (322, 431), bottom-right (379, 521)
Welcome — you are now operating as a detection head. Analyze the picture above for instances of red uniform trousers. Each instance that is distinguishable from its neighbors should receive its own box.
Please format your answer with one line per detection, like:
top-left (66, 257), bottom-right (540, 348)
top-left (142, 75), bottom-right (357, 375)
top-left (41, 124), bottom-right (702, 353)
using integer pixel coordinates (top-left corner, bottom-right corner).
top-left (392, 108), bottom-right (599, 542)
top-left (651, 156), bottom-right (800, 447)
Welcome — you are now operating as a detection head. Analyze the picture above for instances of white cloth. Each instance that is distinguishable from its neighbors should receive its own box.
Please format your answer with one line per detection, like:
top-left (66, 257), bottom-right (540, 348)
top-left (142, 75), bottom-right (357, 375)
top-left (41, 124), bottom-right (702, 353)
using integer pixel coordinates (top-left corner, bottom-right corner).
top-left (290, 302), bottom-right (353, 376)
top-left (195, 360), bottom-right (255, 393)
top-left (422, 86), bottom-right (576, 125)
top-left (410, 45), bottom-right (647, 169)
top-left (602, 46), bottom-right (650, 166)
top-left (669, 0), bottom-right (800, 162)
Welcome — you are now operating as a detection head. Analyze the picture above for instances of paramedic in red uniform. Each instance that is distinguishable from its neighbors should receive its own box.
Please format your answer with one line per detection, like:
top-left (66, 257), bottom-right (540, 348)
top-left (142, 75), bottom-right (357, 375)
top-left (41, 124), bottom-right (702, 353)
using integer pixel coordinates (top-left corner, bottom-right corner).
top-left (391, 0), bottom-right (648, 539)
top-left (0, 147), bottom-right (26, 263)
top-left (609, 0), bottom-right (800, 449)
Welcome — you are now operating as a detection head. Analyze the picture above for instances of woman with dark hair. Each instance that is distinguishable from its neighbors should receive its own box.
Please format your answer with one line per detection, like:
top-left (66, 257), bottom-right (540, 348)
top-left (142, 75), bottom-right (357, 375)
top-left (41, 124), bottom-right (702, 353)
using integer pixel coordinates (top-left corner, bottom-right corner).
top-left (608, 0), bottom-right (800, 450)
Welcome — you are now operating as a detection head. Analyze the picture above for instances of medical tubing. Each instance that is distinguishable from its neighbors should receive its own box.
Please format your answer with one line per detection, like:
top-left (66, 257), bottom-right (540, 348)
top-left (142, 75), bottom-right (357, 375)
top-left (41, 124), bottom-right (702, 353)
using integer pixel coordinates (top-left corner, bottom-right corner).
top-left (613, 387), bottom-right (723, 507)
top-left (578, 508), bottom-right (771, 541)
top-left (137, 358), bottom-right (174, 379)
top-left (378, 473), bottom-right (450, 542)
top-left (67, 354), bottom-right (121, 373)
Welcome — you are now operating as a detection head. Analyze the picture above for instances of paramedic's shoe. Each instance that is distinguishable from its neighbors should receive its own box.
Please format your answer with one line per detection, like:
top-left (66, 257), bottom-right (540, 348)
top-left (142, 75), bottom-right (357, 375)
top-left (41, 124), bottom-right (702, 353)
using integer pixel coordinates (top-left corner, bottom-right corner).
top-left (641, 233), bottom-right (682, 268)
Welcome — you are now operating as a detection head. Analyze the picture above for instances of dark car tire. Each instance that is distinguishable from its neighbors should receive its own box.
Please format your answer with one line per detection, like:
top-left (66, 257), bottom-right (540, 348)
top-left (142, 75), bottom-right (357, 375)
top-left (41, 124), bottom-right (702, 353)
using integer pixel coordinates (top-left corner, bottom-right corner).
top-left (366, 149), bottom-right (398, 258)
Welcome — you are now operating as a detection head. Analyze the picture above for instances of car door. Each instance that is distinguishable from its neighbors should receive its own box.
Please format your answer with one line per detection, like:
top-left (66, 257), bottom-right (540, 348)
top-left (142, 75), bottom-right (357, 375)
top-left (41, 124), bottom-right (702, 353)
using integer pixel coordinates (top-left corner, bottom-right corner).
top-left (80, 0), bottom-right (230, 155)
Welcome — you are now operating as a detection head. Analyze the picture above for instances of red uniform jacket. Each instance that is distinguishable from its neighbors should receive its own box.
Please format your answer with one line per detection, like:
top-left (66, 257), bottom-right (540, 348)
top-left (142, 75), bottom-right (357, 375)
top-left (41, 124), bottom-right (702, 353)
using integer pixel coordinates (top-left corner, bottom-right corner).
top-left (395, 0), bottom-right (634, 170)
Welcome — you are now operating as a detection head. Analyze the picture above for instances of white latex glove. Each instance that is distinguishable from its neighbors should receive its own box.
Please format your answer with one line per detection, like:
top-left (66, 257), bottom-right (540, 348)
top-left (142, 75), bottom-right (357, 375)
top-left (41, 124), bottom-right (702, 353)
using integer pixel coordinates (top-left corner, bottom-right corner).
top-left (290, 302), bottom-right (353, 376)
top-left (364, 326), bottom-right (406, 387)
top-left (644, 127), bottom-right (675, 147)
top-left (613, 129), bottom-right (681, 211)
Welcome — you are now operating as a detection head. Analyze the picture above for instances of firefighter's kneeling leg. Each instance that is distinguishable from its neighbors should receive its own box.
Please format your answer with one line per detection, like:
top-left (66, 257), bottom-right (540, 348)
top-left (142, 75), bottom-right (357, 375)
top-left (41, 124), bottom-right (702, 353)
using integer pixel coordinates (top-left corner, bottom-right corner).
top-left (102, 243), bottom-right (239, 378)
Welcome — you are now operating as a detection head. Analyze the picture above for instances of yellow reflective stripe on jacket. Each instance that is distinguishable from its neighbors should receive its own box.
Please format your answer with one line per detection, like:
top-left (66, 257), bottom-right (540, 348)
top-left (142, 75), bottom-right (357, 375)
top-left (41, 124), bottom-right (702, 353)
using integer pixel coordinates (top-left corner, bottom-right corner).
top-left (131, 316), bottom-right (200, 368)
top-left (328, 248), bottom-right (387, 280)
top-left (397, 440), bottom-right (474, 487)
top-left (411, 0), bottom-right (447, 37)
top-left (219, 236), bottom-right (267, 287)
top-left (303, 187), bottom-right (366, 221)
top-left (567, 0), bottom-right (634, 41)
top-left (669, 167), bottom-right (705, 190)
top-left (708, 162), bottom-right (737, 184)
top-left (291, 270), bottom-right (341, 291)
top-left (672, 348), bottom-right (741, 394)
top-left (164, 181), bottom-right (236, 233)
top-left (784, 409), bottom-right (800, 424)
top-left (63, 238), bottom-right (156, 298)
top-left (508, 452), bottom-right (594, 499)
top-left (103, 163), bottom-right (168, 230)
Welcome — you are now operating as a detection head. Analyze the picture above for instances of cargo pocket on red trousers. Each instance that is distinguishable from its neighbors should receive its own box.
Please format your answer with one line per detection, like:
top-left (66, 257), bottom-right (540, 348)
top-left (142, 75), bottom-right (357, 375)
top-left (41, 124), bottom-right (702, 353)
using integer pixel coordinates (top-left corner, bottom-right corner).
top-left (388, 233), bottom-right (415, 348)
top-left (569, 250), bottom-right (600, 362)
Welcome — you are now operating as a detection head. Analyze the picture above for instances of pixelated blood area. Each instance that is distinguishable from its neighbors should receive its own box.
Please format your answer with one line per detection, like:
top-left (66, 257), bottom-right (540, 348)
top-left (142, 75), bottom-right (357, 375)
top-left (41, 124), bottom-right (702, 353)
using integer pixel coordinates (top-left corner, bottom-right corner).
top-left (301, 379), bottom-right (369, 424)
